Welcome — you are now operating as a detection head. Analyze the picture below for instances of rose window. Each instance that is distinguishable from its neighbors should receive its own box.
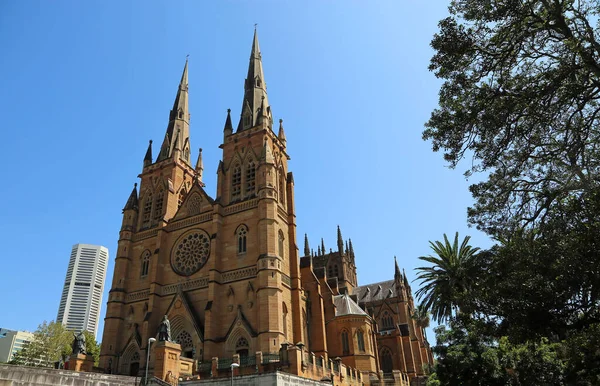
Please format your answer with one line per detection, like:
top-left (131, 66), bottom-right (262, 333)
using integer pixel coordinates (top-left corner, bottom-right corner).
top-left (171, 230), bottom-right (210, 275)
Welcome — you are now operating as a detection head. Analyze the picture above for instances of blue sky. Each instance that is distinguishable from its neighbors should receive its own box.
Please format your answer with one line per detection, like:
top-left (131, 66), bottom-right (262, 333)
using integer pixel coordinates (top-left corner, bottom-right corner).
top-left (0, 1), bottom-right (492, 340)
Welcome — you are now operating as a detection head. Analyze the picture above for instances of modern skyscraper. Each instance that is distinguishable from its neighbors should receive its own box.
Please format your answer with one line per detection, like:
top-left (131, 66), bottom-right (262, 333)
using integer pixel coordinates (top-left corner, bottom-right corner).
top-left (0, 328), bottom-right (34, 363)
top-left (57, 244), bottom-right (109, 338)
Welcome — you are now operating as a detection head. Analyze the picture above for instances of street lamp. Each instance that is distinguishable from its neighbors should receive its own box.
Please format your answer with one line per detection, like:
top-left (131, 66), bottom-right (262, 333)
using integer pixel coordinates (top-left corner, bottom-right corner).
top-left (145, 337), bottom-right (156, 385)
top-left (230, 362), bottom-right (240, 386)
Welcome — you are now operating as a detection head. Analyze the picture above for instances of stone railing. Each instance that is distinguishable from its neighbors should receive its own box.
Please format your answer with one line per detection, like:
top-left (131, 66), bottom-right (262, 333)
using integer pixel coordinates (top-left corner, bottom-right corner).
top-left (224, 199), bottom-right (258, 216)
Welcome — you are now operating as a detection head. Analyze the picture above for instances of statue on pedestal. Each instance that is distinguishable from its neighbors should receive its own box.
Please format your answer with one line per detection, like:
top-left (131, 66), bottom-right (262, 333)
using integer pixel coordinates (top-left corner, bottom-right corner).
top-left (72, 331), bottom-right (87, 355)
top-left (157, 315), bottom-right (171, 342)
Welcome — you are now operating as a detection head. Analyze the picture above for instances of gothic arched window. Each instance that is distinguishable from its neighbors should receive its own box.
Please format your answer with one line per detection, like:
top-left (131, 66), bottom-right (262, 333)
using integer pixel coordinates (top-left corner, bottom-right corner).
top-left (153, 188), bottom-right (164, 220)
top-left (245, 161), bottom-right (256, 196)
top-left (282, 302), bottom-right (288, 340)
top-left (381, 311), bottom-right (394, 330)
top-left (278, 231), bottom-right (285, 259)
top-left (141, 250), bottom-right (151, 277)
top-left (341, 330), bottom-right (350, 355)
top-left (334, 265), bottom-right (339, 277)
top-left (142, 192), bottom-right (152, 227)
top-left (237, 225), bottom-right (248, 254)
top-left (235, 337), bottom-right (249, 358)
top-left (278, 169), bottom-right (286, 205)
top-left (357, 329), bottom-right (365, 352)
top-left (232, 164), bottom-right (242, 200)
top-left (303, 309), bottom-right (310, 352)
top-left (380, 347), bottom-right (393, 374)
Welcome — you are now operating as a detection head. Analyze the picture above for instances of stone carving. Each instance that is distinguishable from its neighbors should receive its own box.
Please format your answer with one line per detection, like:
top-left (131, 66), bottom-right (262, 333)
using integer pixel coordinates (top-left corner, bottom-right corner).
top-left (72, 331), bottom-right (87, 355)
top-left (157, 315), bottom-right (172, 342)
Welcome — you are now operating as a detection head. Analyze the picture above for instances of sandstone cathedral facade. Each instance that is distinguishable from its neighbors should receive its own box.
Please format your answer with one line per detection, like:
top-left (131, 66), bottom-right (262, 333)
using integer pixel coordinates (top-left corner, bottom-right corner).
top-left (99, 31), bottom-right (432, 384)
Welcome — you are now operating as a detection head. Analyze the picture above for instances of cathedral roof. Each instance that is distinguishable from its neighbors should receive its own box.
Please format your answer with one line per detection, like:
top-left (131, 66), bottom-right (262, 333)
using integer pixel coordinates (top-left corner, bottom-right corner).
top-left (334, 293), bottom-right (368, 317)
top-left (353, 280), bottom-right (397, 304)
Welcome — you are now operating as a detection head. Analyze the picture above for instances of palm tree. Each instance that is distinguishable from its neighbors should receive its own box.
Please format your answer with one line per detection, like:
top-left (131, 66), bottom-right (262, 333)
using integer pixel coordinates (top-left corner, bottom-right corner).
top-left (411, 304), bottom-right (431, 340)
top-left (415, 232), bottom-right (480, 323)
top-left (411, 304), bottom-right (431, 329)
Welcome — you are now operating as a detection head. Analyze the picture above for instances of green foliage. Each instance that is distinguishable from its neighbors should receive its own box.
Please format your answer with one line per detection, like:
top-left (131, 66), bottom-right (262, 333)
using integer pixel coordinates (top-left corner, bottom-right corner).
top-left (430, 317), bottom-right (566, 385)
top-left (421, 1), bottom-right (600, 383)
top-left (9, 321), bottom-right (72, 367)
top-left (415, 232), bottom-right (481, 322)
top-left (562, 324), bottom-right (600, 385)
top-left (411, 304), bottom-right (431, 330)
top-left (423, 0), bottom-right (600, 235)
top-left (81, 330), bottom-right (100, 367)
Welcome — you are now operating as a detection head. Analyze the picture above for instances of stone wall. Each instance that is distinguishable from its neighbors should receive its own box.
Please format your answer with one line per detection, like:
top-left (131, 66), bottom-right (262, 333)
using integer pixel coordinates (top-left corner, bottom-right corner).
top-left (181, 371), bottom-right (337, 386)
top-left (0, 364), bottom-right (137, 386)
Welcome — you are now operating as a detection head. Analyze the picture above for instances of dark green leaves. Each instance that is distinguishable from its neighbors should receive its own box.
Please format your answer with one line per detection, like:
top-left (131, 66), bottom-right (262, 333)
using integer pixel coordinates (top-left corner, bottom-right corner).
top-left (424, 0), bottom-right (600, 233)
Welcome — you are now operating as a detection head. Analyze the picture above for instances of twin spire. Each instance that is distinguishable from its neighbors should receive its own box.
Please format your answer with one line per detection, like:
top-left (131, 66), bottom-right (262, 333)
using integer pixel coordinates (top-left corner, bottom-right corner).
top-left (144, 29), bottom-right (280, 172)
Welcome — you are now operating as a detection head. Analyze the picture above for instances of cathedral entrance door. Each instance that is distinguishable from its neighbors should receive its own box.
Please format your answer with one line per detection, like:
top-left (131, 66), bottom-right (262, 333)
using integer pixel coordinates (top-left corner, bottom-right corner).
top-left (129, 362), bottom-right (140, 376)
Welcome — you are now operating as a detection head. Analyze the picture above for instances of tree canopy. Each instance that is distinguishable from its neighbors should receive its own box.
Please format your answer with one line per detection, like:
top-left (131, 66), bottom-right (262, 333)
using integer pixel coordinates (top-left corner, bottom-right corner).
top-left (424, 0), bottom-right (600, 235)
top-left (420, 1), bottom-right (600, 384)
top-left (9, 321), bottom-right (100, 368)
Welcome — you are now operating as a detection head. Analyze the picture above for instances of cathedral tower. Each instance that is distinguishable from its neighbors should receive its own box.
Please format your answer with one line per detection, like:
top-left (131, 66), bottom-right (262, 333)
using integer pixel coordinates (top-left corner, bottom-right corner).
top-left (100, 30), bottom-right (304, 376)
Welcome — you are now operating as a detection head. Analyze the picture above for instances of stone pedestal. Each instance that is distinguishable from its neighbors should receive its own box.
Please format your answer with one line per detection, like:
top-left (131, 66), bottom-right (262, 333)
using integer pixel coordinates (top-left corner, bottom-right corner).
top-left (69, 353), bottom-right (94, 372)
top-left (153, 341), bottom-right (182, 384)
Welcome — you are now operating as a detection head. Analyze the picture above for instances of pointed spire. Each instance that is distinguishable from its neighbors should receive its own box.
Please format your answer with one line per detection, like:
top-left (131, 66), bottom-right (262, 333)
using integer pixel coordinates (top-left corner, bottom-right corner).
top-left (317, 245), bottom-right (321, 256)
top-left (345, 240), bottom-right (349, 255)
top-left (195, 148), bottom-right (204, 180)
top-left (304, 234), bottom-right (310, 257)
top-left (123, 183), bottom-right (139, 211)
top-left (403, 268), bottom-right (409, 287)
top-left (337, 225), bottom-right (344, 254)
top-left (237, 28), bottom-right (270, 132)
top-left (260, 139), bottom-right (274, 164)
top-left (321, 238), bottom-right (326, 256)
top-left (395, 256), bottom-right (402, 282)
top-left (349, 239), bottom-right (355, 262)
top-left (278, 119), bottom-right (286, 144)
top-left (144, 140), bottom-right (153, 167)
top-left (157, 59), bottom-right (191, 164)
top-left (223, 108), bottom-right (233, 137)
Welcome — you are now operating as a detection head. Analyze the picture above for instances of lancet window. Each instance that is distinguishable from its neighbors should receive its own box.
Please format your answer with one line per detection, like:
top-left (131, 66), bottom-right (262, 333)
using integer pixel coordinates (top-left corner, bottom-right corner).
top-left (381, 311), bottom-right (394, 330)
top-left (278, 231), bottom-right (285, 259)
top-left (142, 192), bottom-right (152, 227)
top-left (237, 225), bottom-right (248, 254)
top-left (282, 303), bottom-right (288, 340)
top-left (357, 329), bottom-right (365, 352)
top-left (141, 250), bottom-right (151, 277)
top-left (232, 164), bottom-right (242, 200)
top-left (278, 170), bottom-right (286, 205)
top-left (341, 330), bottom-right (350, 355)
top-left (380, 347), bottom-right (393, 374)
top-left (153, 189), bottom-right (164, 220)
top-left (245, 161), bottom-right (256, 195)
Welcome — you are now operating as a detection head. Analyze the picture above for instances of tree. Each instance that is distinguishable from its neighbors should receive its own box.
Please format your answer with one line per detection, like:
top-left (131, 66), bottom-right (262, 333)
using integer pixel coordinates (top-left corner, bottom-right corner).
top-left (423, 0), bottom-right (600, 236)
top-left (415, 232), bottom-right (481, 322)
top-left (412, 304), bottom-right (432, 330)
top-left (429, 316), bottom-right (566, 386)
top-left (10, 321), bottom-right (72, 367)
top-left (81, 330), bottom-right (100, 367)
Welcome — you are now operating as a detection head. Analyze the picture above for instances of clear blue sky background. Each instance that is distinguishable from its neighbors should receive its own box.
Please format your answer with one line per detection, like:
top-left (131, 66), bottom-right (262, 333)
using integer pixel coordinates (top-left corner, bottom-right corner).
top-left (0, 1), bottom-right (492, 341)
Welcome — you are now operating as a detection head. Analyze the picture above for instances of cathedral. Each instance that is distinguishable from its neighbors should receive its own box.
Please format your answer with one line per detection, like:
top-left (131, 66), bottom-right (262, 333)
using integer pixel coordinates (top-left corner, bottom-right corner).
top-left (99, 30), bottom-right (432, 384)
